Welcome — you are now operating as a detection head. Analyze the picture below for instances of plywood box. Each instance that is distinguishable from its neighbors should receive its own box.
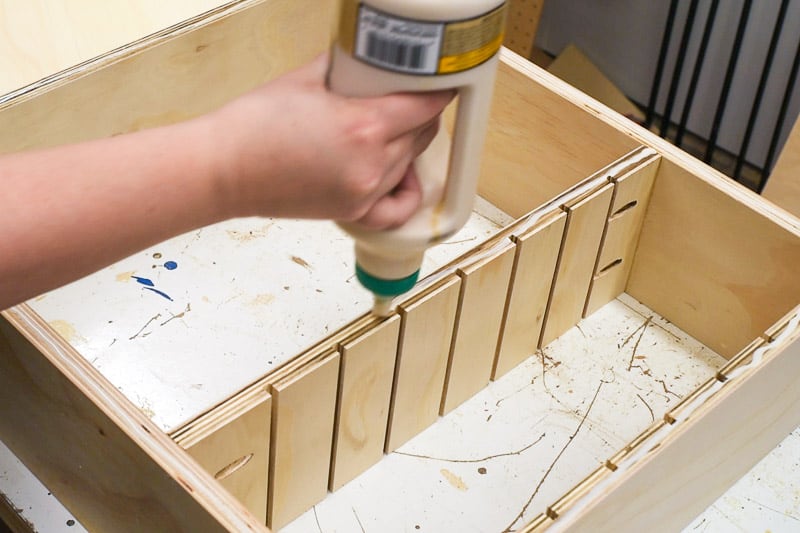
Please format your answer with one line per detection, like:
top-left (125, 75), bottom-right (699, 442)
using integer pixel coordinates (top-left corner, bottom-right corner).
top-left (2, 1), bottom-right (800, 531)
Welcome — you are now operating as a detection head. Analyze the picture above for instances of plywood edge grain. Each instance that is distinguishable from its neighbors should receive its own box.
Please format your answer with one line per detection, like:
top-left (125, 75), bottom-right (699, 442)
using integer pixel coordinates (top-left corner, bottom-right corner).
top-left (0, 305), bottom-right (265, 532)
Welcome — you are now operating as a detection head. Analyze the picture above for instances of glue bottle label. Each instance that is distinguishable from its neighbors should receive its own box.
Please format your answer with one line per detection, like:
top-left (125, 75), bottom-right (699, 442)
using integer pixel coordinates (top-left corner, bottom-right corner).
top-left (348, 3), bottom-right (506, 76)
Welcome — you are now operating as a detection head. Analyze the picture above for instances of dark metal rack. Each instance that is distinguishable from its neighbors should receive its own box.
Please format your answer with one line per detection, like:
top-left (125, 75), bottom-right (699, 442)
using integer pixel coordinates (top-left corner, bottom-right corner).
top-left (645, 0), bottom-right (800, 192)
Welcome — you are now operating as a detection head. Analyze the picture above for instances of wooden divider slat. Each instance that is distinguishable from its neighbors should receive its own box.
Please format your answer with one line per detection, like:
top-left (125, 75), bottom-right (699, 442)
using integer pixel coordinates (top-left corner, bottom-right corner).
top-left (185, 394), bottom-right (272, 524)
top-left (330, 315), bottom-right (401, 491)
top-left (267, 351), bottom-right (340, 530)
top-left (440, 245), bottom-right (516, 415)
top-left (385, 277), bottom-right (461, 452)
top-left (540, 184), bottom-right (614, 346)
top-left (584, 157), bottom-right (659, 316)
top-left (493, 210), bottom-right (567, 379)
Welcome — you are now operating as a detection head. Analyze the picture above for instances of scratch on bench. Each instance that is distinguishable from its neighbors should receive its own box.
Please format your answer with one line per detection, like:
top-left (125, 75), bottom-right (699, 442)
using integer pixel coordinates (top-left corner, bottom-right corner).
top-left (395, 431), bottom-right (546, 464)
top-left (501, 380), bottom-right (606, 533)
top-left (626, 316), bottom-right (652, 371)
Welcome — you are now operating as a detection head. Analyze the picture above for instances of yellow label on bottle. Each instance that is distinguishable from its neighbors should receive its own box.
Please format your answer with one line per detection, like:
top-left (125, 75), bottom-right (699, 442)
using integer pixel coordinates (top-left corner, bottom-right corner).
top-left (339, 2), bottom-right (507, 76)
top-left (439, 5), bottom-right (507, 74)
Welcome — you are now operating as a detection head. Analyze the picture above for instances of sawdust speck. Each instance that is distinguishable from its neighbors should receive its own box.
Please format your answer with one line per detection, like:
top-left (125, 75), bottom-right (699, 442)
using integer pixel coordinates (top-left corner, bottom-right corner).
top-left (49, 320), bottom-right (86, 345)
top-left (115, 271), bottom-right (135, 282)
top-left (250, 294), bottom-right (276, 306)
top-left (440, 469), bottom-right (468, 491)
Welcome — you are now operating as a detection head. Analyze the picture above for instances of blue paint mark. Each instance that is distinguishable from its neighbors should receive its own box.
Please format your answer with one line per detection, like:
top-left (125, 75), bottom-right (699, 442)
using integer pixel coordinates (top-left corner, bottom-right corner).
top-left (132, 276), bottom-right (155, 287)
top-left (143, 287), bottom-right (173, 301)
top-left (164, 261), bottom-right (178, 270)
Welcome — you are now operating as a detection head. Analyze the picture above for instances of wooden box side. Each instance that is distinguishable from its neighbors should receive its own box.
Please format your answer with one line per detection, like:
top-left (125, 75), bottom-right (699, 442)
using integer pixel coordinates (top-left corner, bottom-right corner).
top-left (627, 158), bottom-right (800, 358)
top-left (0, 305), bottom-right (265, 532)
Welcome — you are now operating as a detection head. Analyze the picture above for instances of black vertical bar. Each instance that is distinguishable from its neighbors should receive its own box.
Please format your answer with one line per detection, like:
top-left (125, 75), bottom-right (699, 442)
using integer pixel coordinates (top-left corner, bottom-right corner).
top-left (734, 0), bottom-right (790, 180)
top-left (704, 0), bottom-right (753, 164)
top-left (758, 32), bottom-right (800, 193)
top-left (646, 0), bottom-right (680, 129)
top-left (660, 0), bottom-right (700, 138)
top-left (676, 0), bottom-right (720, 146)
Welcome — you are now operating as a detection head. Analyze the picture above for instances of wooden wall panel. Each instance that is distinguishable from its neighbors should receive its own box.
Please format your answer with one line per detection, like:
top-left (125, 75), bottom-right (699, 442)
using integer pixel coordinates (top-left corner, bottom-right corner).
top-left (584, 157), bottom-right (659, 316)
top-left (762, 117), bottom-right (800, 217)
top-left (0, 306), bottom-right (262, 532)
top-left (475, 61), bottom-right (639, 218)
top-left (440, 245), bottom-right (516, 415)
top-left (385, 277), bottom-right (461, 453)
top-left (541, 184), bottom-right (613, 346)
top-left (493, 211), bottom-right (566, 379)
top-left (0, 0), bottom-right (332, 154)
top-left (330, 316), bottom-right (401, 491)
top-left (184, 394), bottom-right (272, 524)
top-left (627, 159), bottom-right (800, 358)
top-left (268, 352), bottom-right (340, 530)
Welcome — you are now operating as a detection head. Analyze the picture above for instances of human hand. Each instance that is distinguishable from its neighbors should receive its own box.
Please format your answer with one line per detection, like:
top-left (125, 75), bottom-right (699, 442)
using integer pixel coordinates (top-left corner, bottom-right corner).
top-left (205, 54), bottom-right (454, 230)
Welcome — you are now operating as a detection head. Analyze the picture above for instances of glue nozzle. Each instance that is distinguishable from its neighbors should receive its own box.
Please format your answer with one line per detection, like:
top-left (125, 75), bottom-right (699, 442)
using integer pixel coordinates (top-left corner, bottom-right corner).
top-left (371, 295), bottom-right (394, 317)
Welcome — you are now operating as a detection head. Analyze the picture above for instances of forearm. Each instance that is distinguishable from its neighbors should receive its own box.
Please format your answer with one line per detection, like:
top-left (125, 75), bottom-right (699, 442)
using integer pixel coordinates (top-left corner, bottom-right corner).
top-left (0, 116), bottom-right (224, 309)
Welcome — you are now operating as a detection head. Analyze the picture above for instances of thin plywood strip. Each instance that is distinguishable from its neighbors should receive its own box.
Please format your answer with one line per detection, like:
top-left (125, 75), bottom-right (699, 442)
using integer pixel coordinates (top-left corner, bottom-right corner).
top-left (385, 276), bottom-right (461, 453)
top-left (540, 184), bottom-right (614, 346)
top-left (440, 245), bottom-right (516, 415)
top-left (330, 315), bottom-right (401, 491)
top-left (584, 157), bottom-right (659, 316)
top-left (493, 210), bottom-right (567, 380)
top-left (183, 394), bottom-right (272, 524)
top-left (268, 351), bottom-right (340, 530)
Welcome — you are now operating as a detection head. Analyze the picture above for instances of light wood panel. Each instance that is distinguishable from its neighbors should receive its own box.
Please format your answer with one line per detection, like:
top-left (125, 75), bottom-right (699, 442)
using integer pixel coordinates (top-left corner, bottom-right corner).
top-left (0, 0), bottom-right (332, 154)
top-left (0, 0), bottom-right (225, 96)
top-left (475, 61), bottom-right (639, 218)
top-left (584, 157), bottom-right (659, 316)
top-left (440, 245), bottom-right (516, 415)
top-left (503, 0), bottom-right (545, 59)
top-left (0, 306), bottom-right (263, 532)
top-left (493, 210), bottom-right (566, 379)
top-left (763, 117), bottom-right (800, 216)
top-left (183, 394), bottom-right (272, 523)
top-left (385, 277), bottom-right (461, 452)
top-left (540, 184), bottom-right (613, 346)
top-left (330, 316), bottom-right (401, 491)
top-left (268, 352), bottom-right (340, 530)
top-left (627, 158), bottom-right (800, 358)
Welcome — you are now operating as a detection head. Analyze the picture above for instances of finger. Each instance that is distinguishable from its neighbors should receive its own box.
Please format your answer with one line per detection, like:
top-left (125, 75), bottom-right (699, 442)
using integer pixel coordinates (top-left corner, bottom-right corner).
top-left (411, 118), bottom-right (440, 158)
top-left (355, 166), bottom-right (422, 230)
top-left (361, 117), bottom-right (440, 208)
top-left (366, 89), bottom-right (455, 139)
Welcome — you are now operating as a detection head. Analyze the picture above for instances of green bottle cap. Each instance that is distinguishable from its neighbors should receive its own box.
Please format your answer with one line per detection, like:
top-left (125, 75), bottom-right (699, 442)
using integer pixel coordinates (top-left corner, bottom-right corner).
top-left (355, 263), bottom-right (420, 297)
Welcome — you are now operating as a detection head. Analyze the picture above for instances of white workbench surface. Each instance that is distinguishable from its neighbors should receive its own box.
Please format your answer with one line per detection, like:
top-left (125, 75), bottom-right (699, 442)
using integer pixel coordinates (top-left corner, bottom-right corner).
top-left (1, 3), bottom-right (798, 531)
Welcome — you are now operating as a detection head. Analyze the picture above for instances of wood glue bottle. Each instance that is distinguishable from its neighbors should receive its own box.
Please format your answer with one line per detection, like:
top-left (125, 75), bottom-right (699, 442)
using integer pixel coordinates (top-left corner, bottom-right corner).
top-left (328, 0), bottom-right (508, 315)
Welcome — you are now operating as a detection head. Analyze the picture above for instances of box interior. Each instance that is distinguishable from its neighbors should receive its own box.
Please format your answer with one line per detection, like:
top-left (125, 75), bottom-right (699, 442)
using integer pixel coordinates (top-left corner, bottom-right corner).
top-left (3, 1), bottom-right (800, 531)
